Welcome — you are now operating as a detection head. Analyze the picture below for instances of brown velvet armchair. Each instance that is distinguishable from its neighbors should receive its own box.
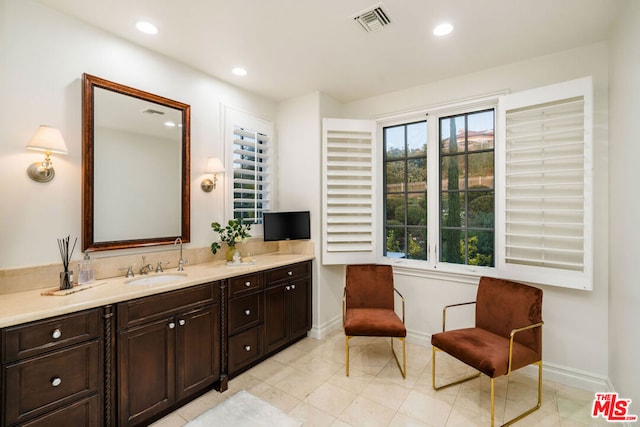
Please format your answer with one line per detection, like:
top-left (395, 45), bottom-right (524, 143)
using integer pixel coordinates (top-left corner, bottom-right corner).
top-left (343, 264), bottom-right (406, 378)
top-left (431, 277), bottom-right (543, 426)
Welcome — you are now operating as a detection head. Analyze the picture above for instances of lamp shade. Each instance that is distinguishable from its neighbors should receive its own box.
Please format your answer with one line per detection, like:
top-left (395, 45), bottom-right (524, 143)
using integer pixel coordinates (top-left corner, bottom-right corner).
top-left (26, 126), bottom-right (68, 154)
top-left (205, 157), bottom-right (225, 173)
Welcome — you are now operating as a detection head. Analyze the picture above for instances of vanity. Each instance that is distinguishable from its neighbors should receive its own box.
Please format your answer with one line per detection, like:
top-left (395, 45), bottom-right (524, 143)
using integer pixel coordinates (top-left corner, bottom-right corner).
top-left (0, 255), bottom-right (313, 427)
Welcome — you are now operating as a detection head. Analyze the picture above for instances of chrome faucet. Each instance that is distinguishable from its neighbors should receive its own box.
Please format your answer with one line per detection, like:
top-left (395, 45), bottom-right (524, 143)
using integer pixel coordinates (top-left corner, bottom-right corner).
top-left (175, 238), bottom-right (185, 271)
top-left (139, 256), bottom-right (154, 275)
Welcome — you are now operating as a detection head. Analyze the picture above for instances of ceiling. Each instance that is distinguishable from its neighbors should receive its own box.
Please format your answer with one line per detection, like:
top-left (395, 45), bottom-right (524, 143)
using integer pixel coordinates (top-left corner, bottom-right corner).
top-left (37, 0), bottom-right (625, 103)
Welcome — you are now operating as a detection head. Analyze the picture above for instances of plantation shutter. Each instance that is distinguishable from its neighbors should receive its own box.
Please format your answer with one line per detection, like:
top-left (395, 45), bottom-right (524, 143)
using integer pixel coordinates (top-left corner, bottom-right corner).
top-left (232, 127), bottom-right (270, 224)
top-left (322, 118), bottom-right (377, 265)
top-left (224, 106), bottom-right (273, 226)
top-left (496, 77), bottom-right (593, 290)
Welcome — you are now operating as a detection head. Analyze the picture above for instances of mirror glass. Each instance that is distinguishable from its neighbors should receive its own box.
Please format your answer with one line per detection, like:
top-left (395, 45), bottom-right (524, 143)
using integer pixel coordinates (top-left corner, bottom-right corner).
top-left (82, 74), bottom-right (190, 251)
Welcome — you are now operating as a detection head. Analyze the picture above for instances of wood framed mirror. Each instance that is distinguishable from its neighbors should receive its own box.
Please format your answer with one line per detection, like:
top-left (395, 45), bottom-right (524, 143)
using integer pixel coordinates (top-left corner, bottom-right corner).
top-left (82, 74), bottom-right (190, 251)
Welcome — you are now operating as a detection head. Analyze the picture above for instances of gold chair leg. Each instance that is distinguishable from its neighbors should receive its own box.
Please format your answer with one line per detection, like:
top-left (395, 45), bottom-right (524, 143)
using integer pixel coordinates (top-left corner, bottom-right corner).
top-left (431, 346), bottom-right (480, 390)
top-left (501, 360), bottom-right (543, 426)
top-left (345, 336), bottom-right (351, 376)
top-left (390, 337), bottom-right (406, 378)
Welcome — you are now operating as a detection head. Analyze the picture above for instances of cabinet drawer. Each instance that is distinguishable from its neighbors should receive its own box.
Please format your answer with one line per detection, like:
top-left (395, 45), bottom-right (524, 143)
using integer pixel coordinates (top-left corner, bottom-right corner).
top-left (118, 282), bottom-right (218, 329)
top-left (18, 394), bottom-right (101, 427)
top-left (265, 261), bottom-right (310, 285)
top-left (228, 273), bottom-right (263, 297)
top-left (4, 340), bottom-right (101, 426)
top-left (2, 309), bottom-right (100, 362)
top-left (229, 293), bottom-right (263, 335)
top-left (228, 326), bottom-right (263, 374)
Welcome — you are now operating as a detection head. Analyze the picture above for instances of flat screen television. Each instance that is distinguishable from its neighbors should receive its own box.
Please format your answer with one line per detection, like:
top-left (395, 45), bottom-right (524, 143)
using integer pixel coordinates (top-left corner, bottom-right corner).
top-left (263, 211), bottom-right (311, 241)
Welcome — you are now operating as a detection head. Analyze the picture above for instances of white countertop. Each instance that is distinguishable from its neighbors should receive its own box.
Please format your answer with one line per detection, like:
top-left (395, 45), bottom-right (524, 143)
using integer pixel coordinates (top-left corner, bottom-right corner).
top-left (0, 252), bottom-right (314, 328)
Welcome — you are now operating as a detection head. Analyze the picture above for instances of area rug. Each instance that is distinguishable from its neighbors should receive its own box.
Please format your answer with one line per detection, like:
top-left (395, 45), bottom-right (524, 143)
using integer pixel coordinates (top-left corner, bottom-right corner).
top-left (185, 390), bottom-right (301, 427)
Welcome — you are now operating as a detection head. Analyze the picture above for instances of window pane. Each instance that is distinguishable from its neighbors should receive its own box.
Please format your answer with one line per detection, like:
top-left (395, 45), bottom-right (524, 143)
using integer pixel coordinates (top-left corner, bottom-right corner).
top-left (407, 193), bottom-right (426, 226)
top-left (468, 152), bottom-right (494, 189)
top-left (468, 110), bottom-right (494, 151)
top-left (407, 227), bottom-right (427, 260)
top-left (385, 194), bottom-right (405, 225)
top-left (441, 154), bottom-right (466, 191)
top-left (386, 160), bottom-right (405, 192)
top-left (468, 191), bottom-right (494, 228)
top-left (441, 228), bottom-right (464, 264)
top-left (407, 122), bottom-right (427, 157)
top-left (468, 230), bottom-right (494, 267)
top-left (385, 126), bottom-right (405, 160)
top-left (385, 226), bottom-right (405, 258)
top-left (407, 158), bottom-right (426, 189)
top-left (440, 116), bottom-right (466, 154)
top-left (441, 192), bottom-right (465, 228)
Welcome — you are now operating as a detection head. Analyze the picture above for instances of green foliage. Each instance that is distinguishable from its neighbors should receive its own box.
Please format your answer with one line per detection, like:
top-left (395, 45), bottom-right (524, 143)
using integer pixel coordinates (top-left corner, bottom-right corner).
top-left (210, 219), bottom-right (252, 254)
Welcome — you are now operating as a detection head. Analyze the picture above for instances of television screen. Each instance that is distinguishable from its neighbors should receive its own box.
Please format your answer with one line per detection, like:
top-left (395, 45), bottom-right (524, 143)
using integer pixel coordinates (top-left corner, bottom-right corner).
top-left (263, 211), bottom-right (311, 241)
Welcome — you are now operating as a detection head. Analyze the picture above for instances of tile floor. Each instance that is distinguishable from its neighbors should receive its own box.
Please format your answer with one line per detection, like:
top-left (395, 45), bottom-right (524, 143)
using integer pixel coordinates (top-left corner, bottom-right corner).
top-left (152, 331), bottom-right (608, 426)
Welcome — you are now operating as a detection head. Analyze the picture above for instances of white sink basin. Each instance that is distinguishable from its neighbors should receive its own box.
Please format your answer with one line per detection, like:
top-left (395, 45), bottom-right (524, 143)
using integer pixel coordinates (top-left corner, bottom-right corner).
top-left (126, 273), bottom-right (187, 286)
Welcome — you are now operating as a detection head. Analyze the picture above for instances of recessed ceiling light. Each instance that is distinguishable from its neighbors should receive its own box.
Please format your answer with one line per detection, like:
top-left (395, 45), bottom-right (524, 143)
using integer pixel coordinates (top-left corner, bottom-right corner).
top-left (136, 21), bottom-right (158, 35)
top-left (232, 67), bottom-right (248, 76)
top-left (433, 22), bottom-right (453, 36)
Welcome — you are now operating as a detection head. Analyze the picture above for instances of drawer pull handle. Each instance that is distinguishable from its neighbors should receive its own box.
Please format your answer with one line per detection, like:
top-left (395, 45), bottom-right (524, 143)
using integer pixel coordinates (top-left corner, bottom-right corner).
top-left (168, 322), bottom-right (176, 329)
top-left (51, 377), bottom-right (62, 387)
top-left (244, 309), bottom-right (251, 316)
top-left (52, 329), bottom-right (62, 339)
top-left (179, 319), bottom-right (186, 326)
top-left (245, 281), bottom-right (251, 287)
top-left (288, 271), bottom-right (293, 276)
top-left (244, 345), bottom-right (251, 352)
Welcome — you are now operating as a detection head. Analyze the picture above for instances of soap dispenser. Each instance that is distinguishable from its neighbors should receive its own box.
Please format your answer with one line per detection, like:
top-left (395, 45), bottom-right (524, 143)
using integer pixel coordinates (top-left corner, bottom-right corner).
top-left (78, 250), bottom-right (95, 285)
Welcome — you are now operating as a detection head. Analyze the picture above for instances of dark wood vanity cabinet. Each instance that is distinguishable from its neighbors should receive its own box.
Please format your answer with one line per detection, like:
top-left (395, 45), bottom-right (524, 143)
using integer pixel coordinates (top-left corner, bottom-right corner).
top-left (264, 262), bottom-right (312, 355)
top-left (1, 308), bottom-right (103, 427)
top-left (227, 273), bottom-right (264, 375)
top-left (116, 282), bottom-right (221, 426)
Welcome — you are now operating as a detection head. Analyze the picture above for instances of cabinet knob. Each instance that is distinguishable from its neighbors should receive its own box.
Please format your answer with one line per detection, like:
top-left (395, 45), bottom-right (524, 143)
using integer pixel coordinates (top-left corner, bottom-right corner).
top-left (244, 309), bottom-right (251, 316)
top-left (52, 329), bottom-right (62, 339)
top-left (245, 281), bottom-right (251, 287)
top-left (168, 322), bottom-right (176, 329)
top-left (51, 377), bottom-right (62, 387)
top-left (287, 271), bottom-right (293, 276)
top-left (178, 319), bottom-right (186, 326)
top-left (291, 284), bottom-right (296, 290)
top-left (285, 286), bottom-right (291, 291)
top-left (244, 345), bottom-right (251, 352)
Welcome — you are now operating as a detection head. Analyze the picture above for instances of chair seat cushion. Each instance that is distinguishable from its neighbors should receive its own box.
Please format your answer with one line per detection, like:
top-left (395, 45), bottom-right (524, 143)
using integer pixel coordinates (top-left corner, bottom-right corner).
top-left (431, 327), bottom-right (541, 378)
top-left (344, 308), bottom-right (407, 337)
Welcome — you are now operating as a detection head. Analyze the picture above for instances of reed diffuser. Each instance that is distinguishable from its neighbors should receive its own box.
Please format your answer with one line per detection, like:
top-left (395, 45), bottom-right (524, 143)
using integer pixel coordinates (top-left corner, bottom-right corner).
top-left (57, 235), bottom-right (77, 290)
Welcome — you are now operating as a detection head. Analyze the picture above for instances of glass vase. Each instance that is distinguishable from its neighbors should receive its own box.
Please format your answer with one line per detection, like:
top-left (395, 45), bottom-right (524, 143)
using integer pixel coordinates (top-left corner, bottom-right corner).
top-left (225, 245), bottom-right (236, 262)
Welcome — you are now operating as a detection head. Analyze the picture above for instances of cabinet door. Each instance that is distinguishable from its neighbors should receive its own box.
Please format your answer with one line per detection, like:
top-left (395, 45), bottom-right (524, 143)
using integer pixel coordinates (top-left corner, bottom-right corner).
top-left (176, 304), bottom-right (220, 401)
top-left (288, 277), bottom-right (311, 340)
top-left (118, 318), bottom-right (175, 426)
top-left (264, 283), bottom-right (288, 354)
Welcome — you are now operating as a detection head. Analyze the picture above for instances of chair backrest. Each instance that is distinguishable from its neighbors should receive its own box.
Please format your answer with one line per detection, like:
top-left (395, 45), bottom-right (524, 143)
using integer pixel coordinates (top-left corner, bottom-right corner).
top-left (475, 277), bottom-right (543, 354)
top-left (345, 264), bottom-right (395, 310)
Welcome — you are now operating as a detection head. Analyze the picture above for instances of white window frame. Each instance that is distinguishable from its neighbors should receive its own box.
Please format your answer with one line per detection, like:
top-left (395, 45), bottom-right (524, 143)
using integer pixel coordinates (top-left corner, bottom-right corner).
top-left (223, 105), bottom-right (274, 236)
top-left (322, 78), bottom-right (593, 290)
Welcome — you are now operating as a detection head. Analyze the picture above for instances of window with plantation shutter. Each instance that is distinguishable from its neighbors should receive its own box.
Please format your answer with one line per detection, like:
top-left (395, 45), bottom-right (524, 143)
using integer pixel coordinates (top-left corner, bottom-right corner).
top-left (232, 127), bottom-right (270, 224)
top-left (496, 77), bottom-right (593, 290)
top-left (322, 118), bottom-right (377, 265)
top-left (224, 106), bottom-right (273, 227)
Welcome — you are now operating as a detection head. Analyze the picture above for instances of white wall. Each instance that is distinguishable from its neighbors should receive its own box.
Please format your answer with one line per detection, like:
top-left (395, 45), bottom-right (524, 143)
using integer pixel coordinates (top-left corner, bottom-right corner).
top-left (0, 0), bottom-right (275, 268)
top-left (331, 43), bottom-right (610, 390)
top-left (608, 0), bottom-right (640, 405)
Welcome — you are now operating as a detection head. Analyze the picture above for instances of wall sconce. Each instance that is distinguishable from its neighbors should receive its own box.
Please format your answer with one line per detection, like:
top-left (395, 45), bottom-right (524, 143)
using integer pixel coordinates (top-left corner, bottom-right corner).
top-left (201, 157), bottom-right (225, 192)
top-left (26, 125), bottom-right (68, 183)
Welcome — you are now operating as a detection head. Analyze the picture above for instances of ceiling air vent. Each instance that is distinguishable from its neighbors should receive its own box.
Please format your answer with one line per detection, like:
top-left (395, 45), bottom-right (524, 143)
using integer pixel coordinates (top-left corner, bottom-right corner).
top-left (353, 5), bottom-right (390, 33)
